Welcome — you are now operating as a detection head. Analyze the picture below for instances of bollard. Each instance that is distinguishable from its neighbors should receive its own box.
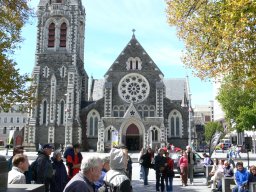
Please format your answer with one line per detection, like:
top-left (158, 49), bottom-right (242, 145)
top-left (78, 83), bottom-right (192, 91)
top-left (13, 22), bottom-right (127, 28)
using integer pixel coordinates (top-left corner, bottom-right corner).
top-left (204, 165), bottom-right (213, 185)
top-left (0, 155), bottom-right (8, 192)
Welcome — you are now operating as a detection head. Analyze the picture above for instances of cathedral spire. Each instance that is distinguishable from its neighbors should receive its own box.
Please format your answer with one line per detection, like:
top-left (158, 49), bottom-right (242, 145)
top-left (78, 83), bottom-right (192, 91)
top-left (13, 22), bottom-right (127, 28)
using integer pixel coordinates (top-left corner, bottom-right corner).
top-left (132, 29), bottom-right (136, 39)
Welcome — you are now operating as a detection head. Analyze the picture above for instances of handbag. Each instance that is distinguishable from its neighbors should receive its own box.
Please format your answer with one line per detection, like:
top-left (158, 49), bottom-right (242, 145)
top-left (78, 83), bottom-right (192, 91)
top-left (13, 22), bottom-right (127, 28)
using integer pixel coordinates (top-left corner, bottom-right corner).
top-left (167, 169), bottom-right (175, 177)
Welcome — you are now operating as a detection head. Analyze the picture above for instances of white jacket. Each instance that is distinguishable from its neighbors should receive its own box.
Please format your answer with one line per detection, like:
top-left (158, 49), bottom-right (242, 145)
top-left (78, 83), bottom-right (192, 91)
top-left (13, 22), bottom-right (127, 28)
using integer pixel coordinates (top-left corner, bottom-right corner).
top-left (8, 166), bottom-right (26, 184)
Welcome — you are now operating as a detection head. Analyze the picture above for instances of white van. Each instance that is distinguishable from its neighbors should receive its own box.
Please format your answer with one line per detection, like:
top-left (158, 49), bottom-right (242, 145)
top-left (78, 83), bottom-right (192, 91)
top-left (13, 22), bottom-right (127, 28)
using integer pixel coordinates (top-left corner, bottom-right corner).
top-left (220, 138), bottom-right (232, 149)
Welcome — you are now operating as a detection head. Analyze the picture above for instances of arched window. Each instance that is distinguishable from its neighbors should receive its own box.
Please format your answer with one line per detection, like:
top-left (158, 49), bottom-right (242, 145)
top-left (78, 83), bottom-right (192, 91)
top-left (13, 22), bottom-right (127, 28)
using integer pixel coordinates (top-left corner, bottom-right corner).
top-left (43, 100), bottom-right (47, 124)
top-left (169, 110), bottom-right (182, 137)
top-left (144, 106), bottom-right (149, 117)
top-left (48, 23), bottom-right (55, 47)
top-left (119, 106), bottom-right (125, 117)
top-left (60, 100), bottom-right (65, 125)
top-left (130, 61), bottom-right (133, 69)
top-left (151, 127), bottom-right (158, 142)
top-left (136, 60), bottom-right (139, 69)
top-left (149, 106), bottom-right (155, 117)
top-left (113, 106), bottom-right (119, 117)
top-left (87, 110), bottom-right (100, 137)
top-left (60, 22), bottom-right (67, 47)
top-left (107, 129), bottom-right (112, 141)
top-left (138, 106), bottom-right (143, 117)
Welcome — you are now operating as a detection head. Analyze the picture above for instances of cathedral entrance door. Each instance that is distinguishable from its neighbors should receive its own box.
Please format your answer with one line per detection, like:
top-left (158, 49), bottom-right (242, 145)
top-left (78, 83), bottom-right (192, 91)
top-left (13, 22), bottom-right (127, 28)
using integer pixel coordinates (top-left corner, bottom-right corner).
top-left (126, 124), bottom-right (140, 151)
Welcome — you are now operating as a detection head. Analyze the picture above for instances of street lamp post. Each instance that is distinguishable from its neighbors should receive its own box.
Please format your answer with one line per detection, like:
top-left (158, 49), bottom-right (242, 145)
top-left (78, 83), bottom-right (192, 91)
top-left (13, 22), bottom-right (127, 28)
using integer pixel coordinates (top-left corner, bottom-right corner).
top-left (253, 125), bottom-right (255, 154)
top-left (188, 93), bottom-right (192, 147)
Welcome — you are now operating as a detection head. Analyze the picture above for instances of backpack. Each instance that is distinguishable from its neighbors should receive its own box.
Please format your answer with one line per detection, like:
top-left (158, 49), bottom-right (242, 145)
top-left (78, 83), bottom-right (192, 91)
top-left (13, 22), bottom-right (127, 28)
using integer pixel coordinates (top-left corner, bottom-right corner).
top-left (30, 158), bottom-right (38, 181)
top-left (98, 173), bottom-right (131, 192)
top-left (209, 159), bottom-right (214, 165)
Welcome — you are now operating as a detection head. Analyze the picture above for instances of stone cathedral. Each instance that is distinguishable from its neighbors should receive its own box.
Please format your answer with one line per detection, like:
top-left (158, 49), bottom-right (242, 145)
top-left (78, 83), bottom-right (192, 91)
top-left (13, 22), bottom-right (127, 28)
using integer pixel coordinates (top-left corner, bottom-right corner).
top-left (23, 0), bottom-right (192, 152)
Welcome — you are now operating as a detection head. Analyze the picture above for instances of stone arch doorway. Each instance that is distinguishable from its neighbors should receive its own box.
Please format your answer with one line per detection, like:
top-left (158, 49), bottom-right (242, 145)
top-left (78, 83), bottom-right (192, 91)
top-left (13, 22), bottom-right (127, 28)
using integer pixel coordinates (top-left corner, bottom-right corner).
top-left (126, 123), bottom-right (140, 151)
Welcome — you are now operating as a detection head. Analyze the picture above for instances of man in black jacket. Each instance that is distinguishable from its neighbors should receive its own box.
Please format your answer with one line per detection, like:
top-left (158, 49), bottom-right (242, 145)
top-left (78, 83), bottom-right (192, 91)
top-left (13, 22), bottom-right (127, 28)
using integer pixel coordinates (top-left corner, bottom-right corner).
top-left (35, 144), bottom-right (54, 192)
top-left (140, 148), bottom-right (153, 185)
top-left (154, 148), bottom-right (167, 192)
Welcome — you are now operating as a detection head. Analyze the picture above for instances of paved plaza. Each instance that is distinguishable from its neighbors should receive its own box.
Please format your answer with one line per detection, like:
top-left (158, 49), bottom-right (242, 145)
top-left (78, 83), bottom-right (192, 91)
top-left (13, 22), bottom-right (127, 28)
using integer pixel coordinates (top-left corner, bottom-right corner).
top-left (2, 149), bottom-right (256, 191)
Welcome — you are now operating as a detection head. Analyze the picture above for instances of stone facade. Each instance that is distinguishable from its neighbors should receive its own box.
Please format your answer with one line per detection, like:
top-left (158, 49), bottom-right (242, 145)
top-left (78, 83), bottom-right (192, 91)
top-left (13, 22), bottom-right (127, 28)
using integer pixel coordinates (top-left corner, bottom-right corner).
top-left (24, 0), bottom-right (88, 150)
top-left (26, 0), bottom-right (191, 152)
top-left (81, 34), bottom-right (191, 152)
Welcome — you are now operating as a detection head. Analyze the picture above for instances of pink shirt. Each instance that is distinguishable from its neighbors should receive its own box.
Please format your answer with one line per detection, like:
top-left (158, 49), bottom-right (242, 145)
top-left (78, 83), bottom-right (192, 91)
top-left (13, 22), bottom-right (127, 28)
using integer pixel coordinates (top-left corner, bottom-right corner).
top-left (179, 156), bottom-right (188, 168)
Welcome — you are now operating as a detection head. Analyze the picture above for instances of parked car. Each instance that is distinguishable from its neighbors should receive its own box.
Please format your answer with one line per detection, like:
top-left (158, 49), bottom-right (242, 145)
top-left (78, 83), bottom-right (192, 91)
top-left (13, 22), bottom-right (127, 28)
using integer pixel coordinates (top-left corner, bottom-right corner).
top-left (170, 152), bottom-right (205, 175)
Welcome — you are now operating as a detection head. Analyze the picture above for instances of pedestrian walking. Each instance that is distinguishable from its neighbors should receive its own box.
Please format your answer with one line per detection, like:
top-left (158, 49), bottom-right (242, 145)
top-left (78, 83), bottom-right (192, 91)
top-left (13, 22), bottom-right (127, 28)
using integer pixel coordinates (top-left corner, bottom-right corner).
top-left (179, 151), bottom-right (188, 186)
top-left (154, 148), bottom-right (167, 192)
top-left (140, 147), bottom-right (153, 185)
top-left (165, 151), bottom-right (174, 192)
top-left (186, 146), bottom-right (196, 185)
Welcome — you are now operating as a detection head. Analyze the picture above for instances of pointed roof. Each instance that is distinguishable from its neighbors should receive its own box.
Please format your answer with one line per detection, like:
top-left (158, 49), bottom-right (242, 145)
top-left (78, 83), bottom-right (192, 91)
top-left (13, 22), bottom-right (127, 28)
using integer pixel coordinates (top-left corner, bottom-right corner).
top-left (104, 31), bottom-right (163, 77)
top-left (123, 102), bottom-right (141, 120)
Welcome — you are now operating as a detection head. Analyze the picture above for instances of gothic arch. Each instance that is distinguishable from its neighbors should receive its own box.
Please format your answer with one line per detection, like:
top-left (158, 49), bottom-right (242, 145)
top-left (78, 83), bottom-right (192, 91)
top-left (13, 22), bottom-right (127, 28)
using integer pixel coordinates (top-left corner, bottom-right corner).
top-left (86, 109), bottom-right (100, 137)
top-left (44, 18), bottom-right (57, 49)
top-left (168, 109), bottom-right (183, 138)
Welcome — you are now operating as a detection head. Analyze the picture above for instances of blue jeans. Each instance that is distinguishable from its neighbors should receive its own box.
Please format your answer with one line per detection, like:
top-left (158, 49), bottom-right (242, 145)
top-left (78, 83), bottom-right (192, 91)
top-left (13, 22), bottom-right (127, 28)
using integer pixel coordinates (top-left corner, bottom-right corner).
top-left (142, 166), bottom-right (149, 185)
top-left (232, 185), bottom-right (248, 192)
top-left (165, 176), bottom-right (173, 192)
top-left (156, 172), bottom-right (165, 192)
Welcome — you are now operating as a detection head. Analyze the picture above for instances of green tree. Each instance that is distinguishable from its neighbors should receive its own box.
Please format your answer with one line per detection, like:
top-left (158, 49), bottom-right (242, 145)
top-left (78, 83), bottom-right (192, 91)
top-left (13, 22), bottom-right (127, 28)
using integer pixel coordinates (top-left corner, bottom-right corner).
top-left (165, 0), bottom-right (256, 87)
top-left (216, 75), bottom-right (256, 131)
top-left (204, 121), bottom-right (223, 154)
top-left (236, 104), bottom-right (256, 132)
top-left (0, 0), bottom-right (34, 110)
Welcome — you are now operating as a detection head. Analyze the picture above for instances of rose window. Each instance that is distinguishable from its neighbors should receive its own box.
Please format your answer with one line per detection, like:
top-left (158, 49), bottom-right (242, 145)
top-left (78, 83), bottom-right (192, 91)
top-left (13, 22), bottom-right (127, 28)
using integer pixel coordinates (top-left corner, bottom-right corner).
top-left (118, 73), bottom-right (150, 103)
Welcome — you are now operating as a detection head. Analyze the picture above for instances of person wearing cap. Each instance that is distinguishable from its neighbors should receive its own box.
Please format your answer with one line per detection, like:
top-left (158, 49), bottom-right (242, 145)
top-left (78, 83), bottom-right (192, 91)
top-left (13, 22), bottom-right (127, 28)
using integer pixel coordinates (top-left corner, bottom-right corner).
top-left (35, 143), bottom-right (54, 192)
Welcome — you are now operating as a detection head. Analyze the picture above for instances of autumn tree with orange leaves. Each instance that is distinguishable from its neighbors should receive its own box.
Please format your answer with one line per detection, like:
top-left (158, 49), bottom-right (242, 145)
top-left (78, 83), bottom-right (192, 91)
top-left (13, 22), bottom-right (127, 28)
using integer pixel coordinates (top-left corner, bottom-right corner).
top-left (165, 0), bottom-right (256, 87)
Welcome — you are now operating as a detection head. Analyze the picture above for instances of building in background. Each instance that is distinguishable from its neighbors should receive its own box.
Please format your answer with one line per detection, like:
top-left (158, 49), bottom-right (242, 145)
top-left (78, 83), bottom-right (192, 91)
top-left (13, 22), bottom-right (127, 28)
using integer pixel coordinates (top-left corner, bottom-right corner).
top-left (24, 0), bottom-right (193, 151)
top-left (0, 105), bottom-right (28, 147)
top-left (193, 104), bottom-right (213, 151)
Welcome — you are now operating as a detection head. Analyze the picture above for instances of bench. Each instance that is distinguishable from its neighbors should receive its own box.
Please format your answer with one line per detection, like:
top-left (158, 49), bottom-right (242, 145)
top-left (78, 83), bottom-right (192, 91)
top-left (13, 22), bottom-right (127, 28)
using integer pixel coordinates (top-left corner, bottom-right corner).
top-left (229, 181), bottom-right (256, 192)
top-left (222, 177), bottom-right (235, 192)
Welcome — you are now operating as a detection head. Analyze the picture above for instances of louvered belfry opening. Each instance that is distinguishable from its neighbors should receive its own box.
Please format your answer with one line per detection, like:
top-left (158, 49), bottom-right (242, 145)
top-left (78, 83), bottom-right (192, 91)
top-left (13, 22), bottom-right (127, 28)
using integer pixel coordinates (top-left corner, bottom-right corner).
top-left (48, 23), bottom-right (55, 47)
top-left (60, 22), bottom-right (67, 47)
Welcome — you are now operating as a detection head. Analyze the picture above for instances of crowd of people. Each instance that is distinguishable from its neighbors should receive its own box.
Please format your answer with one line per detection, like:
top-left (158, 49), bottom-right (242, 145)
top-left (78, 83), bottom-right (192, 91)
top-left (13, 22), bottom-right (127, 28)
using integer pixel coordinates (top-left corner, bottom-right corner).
top-left (7, 142), bottom-right (256, 192)
top-left (7, 143), bottom-right (133, 192)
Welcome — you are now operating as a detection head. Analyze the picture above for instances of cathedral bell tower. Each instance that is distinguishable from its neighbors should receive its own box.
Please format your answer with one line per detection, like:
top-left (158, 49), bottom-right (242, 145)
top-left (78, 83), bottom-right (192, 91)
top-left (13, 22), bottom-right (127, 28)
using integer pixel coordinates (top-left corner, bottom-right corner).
top-left (24, 0), bottom-right (88, 149)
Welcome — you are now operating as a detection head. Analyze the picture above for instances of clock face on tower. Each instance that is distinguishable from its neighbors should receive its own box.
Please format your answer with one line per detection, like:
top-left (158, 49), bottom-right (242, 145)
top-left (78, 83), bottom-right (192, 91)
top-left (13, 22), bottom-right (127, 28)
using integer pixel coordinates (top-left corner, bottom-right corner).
top-left (118, 73), bottom-right (150, 103)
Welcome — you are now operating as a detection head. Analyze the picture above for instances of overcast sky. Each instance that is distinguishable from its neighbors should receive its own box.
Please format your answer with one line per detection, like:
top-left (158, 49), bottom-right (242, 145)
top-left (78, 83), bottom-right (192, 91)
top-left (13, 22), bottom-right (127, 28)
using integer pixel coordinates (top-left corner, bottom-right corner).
top-left (13, 0), bottom-right (213, 107)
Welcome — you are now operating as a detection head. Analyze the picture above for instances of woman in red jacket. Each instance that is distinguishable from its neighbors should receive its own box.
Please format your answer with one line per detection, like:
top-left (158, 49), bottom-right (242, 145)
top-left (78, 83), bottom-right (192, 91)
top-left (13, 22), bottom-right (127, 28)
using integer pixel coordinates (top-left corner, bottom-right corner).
top-left (165, 151), bottom-right (174, 192)
top-left (179, 151), bottom-right (188, 186)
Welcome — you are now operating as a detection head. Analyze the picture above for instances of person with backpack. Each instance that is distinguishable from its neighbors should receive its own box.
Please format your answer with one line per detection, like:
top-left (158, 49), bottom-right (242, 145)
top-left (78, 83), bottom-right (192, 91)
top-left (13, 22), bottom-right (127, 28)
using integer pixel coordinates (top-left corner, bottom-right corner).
top-left (65, 143), bottom-right (83, 180)
top-left (103, 147), bottom-right (133, 192)
top-left (33, 143), bottom-right (54, 192)
top-left (50, 150), bottom-right (68, 192)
